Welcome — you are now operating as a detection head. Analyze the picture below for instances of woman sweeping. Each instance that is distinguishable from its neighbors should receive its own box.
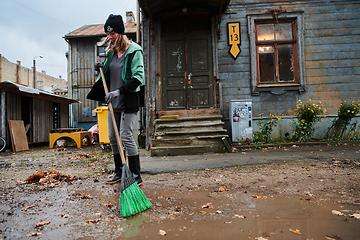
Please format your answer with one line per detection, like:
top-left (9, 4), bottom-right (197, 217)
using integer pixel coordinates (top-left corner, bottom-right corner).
top-left (87, 14), bottom-right (145, 186)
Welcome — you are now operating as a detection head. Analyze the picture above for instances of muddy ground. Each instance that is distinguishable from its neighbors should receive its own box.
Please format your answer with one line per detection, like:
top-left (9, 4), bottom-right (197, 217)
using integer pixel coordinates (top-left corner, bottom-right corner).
top-left (0, 142), bottom-right (359, 239)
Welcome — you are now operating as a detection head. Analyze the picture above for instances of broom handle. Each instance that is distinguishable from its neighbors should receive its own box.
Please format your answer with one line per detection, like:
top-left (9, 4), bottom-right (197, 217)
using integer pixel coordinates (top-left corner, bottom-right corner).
top-left (99, 65), bottom-right (126, 165)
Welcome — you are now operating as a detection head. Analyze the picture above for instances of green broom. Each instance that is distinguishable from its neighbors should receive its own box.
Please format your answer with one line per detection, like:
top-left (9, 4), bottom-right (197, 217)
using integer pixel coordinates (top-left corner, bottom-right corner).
top-left (99, 63), bottom-right (152, 217)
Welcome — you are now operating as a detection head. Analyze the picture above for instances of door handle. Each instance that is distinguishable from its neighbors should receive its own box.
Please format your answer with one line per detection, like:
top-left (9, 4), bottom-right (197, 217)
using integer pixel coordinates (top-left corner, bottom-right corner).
top-left (188, 73), bottom-right (193, 84)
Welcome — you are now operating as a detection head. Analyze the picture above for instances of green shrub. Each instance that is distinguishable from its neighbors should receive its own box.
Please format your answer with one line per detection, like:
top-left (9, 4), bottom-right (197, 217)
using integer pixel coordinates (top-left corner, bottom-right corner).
top-left (326, 101), bottom-right (360, 139)
top-left (292, 99), bottom-right (325, 141)
top-left (253, 113), bottom-right (282, 143)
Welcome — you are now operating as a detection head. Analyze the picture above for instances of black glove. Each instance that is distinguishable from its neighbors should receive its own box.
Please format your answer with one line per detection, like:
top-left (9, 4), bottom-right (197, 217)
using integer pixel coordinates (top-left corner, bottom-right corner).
top-left (94, 62), bottom-right (103, 72)
top-left (105, 89), bottom-right (120, 103)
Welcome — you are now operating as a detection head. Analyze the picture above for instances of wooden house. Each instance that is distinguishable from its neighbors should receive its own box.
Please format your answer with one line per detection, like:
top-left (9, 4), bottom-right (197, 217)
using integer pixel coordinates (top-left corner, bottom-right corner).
top-left (0, 81), bottom-right (79, 149)
top-left (136, 0), bottom-right (360, 155)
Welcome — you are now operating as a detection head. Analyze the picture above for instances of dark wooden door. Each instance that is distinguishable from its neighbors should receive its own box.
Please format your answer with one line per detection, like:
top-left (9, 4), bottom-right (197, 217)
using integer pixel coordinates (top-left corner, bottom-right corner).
top-left (161, 15), bottom-right (214, 111)
top-left (187, 34), bottom-right (213, 109)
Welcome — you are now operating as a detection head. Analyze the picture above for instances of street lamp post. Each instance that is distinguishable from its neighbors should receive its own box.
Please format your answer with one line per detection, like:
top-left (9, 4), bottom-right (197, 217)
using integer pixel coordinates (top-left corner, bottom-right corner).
top-left (33, 56), bottom-right (43, 89)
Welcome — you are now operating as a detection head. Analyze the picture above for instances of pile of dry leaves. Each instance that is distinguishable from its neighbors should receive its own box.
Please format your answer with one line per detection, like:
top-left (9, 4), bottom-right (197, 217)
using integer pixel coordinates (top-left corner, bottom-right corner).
top-left (20, 169), bottom-right (77, 185)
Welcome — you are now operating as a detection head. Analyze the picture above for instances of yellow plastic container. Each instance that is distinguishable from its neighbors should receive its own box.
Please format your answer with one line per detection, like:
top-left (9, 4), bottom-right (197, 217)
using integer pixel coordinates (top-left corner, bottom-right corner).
top-left (94, 106), bottom-right (110, 144)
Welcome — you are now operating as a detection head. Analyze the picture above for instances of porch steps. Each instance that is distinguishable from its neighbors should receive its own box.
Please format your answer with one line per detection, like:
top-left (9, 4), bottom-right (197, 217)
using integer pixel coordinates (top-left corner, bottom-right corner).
top-left (151, 115), bottom-right (230, 156)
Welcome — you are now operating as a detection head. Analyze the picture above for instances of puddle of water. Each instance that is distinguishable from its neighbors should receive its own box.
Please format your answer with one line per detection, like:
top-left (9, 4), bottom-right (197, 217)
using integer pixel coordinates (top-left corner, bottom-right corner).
top-left (128, 189), bottom-right (360, 240)
top-left (1, 182), bottom-right (359, 240)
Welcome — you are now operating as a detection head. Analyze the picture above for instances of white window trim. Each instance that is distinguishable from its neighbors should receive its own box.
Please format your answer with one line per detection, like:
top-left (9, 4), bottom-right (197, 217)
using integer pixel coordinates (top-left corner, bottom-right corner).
top-left (247, 12), bottom-right (305, 95)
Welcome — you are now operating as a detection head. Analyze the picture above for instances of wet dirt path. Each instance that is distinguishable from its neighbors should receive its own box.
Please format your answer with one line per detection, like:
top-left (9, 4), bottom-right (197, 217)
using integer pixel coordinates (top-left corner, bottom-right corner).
top-left (1, 181), bottom-right (359, 239)
top-left (0, 144), bottom-right (359, 239)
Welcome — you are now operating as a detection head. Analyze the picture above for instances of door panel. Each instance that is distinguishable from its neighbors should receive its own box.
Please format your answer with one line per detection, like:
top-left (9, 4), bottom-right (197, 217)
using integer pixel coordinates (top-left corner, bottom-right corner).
top-left (188, 35), bottom-right (213, 109)
top-left (162, 38), bottom-right (186, 110)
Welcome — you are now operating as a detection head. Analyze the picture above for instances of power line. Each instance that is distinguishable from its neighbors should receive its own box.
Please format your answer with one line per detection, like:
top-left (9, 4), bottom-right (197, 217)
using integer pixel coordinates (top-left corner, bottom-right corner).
top-left (9, 0), bottom-right (75, 29)
top-left (121, 0), bottom-right (133, 15)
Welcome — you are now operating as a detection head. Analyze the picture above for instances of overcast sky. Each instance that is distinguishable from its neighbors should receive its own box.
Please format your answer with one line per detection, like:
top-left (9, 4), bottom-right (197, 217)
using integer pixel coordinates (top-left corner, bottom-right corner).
top-left (0, 0), bottom-right (137, 80)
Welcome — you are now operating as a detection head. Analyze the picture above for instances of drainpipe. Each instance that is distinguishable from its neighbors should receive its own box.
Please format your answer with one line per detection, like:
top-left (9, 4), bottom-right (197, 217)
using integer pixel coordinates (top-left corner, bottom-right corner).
top-left (137, 1), bottom-right (140, 44)
top-left (66, 40), bottom-right (73, 128)
top-left (1, 91), bottom-right (5, 139)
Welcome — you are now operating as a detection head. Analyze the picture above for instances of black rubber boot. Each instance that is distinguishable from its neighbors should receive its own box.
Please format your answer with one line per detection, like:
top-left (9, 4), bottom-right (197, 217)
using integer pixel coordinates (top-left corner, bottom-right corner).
top-left (105, 154), bottom-right (122, 184)
top-left (128, 155), bottom-right (143, 186)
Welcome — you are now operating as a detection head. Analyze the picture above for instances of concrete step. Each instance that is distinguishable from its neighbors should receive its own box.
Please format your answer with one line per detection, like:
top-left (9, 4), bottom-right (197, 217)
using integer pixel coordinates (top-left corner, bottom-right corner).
top-left (155, 129), bottom-right (228, 139)
top-left (155, 115), bottom-right (223, 125)
top-left (152, 135), bottom-right (229, 147)
top-left (155, 122), bottom-right (224, 132)
top-left (150, 145), bottom-right (223, 157)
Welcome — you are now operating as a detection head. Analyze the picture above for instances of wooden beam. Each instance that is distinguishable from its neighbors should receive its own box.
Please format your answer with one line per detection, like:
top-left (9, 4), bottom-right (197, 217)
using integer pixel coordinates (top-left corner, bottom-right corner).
top-left (157, 109), bottom-right (221, 118)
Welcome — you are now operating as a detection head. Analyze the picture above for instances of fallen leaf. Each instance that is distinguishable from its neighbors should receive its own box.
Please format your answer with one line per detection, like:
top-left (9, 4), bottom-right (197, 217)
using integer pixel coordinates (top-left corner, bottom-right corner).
top-left (233, 214), bottom-right (245, 218)
top-left (104, 203), bottom-right (113, 208)
top-left (332, 210), bottom-right (345, 216)
top-left (255, 237), bottom-right (268, 240)
top-left (71, 193), bottom-right (92, 199)
top-left (252, 195), bottom-right (267, 199)
top-left (350, 213), bottom-right (360, 219)
top-left (217, 187), bottom-right (230, 192)
top-left (289, 228), bottom-right (301, 235)
top-left (85, 217), bottom-right (101, 223)
top-left (202, 202), bottom-right (212, 208)
top-left (199, 211), bottom-right (207, 214)
top-left (21, 205), bottom-right (35, 211)
top-left (325, 235), bottom-right (342, 240)
top-left (34, 220), bottom-right (51, 228)
top-left (26, 232), bottom-right (42, 237)
top-left (60, 214), bottom-right (69, 218)
top-left (159, 230), bottom-right (166, 236)
top-left (216, 210), bottom-right (223, 214)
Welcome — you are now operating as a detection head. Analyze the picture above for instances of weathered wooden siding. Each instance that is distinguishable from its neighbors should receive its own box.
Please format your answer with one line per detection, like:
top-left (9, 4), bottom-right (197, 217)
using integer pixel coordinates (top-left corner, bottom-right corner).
top-left (32, 98), bottom-right (53, 143)
top-left (60, 103), bottom-right (69, 129)
top-left (6, 92), bottom-right (22, 120)
top-left (219, 0), bottom-right (360, 119)
top-left (69, 39), bottom-right (98, 124)
top-left (143, 18), bottom-right (161, 146)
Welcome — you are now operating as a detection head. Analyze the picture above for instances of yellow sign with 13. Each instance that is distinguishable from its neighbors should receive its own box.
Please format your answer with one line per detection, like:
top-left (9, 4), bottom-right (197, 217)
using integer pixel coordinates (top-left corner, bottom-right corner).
top-left (227, 22), bottom-right (241, 59)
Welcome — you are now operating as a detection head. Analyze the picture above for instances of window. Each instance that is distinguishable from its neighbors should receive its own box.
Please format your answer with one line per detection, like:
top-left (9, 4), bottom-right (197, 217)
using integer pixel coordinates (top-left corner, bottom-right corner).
top-left (97, 45), bottom-right (107, 64)
top-left (248, 12), bottom-right (305, 95)
top-left (97, 37), bottom-right (108, 64)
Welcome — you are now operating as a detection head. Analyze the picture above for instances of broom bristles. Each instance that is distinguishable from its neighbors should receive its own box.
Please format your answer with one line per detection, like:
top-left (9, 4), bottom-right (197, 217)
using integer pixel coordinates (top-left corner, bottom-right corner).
top-left (120, 182), bottom-right (152, 217)
top-left (119, 164), bottom-right (152, 217)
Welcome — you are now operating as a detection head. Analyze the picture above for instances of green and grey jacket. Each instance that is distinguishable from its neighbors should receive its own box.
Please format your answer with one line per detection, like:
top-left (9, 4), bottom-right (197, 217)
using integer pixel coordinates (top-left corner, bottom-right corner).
top-left (87, 41), bottom-right (145, 113)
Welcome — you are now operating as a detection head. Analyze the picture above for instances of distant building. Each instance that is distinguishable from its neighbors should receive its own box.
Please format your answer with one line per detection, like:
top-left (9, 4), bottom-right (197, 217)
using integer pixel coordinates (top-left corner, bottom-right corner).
top-left (0, 54), bottom-right (66, 90)
top-left (43, 85), bottom-right (68, 96)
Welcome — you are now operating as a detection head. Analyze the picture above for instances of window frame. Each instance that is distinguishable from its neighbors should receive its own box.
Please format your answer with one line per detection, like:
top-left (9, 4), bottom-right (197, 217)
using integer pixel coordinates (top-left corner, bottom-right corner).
top-left (247, 12), bottom-right (305, 95)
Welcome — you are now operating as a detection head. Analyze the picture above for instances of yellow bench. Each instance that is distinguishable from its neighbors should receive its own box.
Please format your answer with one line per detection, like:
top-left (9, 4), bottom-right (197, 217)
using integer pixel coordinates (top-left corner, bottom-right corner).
top-left (49, 130), bottom-right (92, 149)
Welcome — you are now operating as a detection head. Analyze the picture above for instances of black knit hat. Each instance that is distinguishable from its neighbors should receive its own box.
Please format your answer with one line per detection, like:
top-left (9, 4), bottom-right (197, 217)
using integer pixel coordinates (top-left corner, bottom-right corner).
top-left (104, 14), bottom-right (124, 34)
